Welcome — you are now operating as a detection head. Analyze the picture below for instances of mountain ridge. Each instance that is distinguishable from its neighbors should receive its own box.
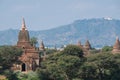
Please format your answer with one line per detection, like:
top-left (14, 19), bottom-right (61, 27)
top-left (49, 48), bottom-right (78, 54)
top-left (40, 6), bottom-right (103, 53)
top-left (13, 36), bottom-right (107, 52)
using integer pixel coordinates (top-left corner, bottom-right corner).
top-left (0, 18), bottom-right (120, 48)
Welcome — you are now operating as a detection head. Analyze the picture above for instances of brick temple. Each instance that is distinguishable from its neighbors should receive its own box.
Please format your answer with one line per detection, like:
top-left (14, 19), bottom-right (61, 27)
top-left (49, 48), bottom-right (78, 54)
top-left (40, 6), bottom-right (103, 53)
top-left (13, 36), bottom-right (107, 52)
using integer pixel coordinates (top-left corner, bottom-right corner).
top-left (11, 18), bottom-right (45, 72)
top-left (112, 37), bottom-right (120, 54)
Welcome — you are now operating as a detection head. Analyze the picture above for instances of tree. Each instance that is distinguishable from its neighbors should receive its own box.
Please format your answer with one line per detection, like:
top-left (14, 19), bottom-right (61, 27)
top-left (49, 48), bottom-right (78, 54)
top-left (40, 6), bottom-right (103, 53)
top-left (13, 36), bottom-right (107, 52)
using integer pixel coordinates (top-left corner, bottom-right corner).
top-left (78, 62), bottom-right (97, 80)
top-left (58, 55), bottom-right (83, 79)
top-left (37, 52), bottom-right (68, 80)
top-left (16, 71), bottom-right (39, 80)
top-left (3, 70), bottom-right (18, 80)
top-left (62, 45), bottom-right (84, 57)
top-left (37, 45), bottom-right (120, 80)
top-left (37, 45), bottom-right (85, 80)
top-left (0, 46), bottom-right (22, 73)
top-left (78, 53), bottom-right (120, 80)
top-left (38, 53), bottom-right (84, 80)
top-left (30, 37), bottom-right (38, 47)
top-left (102, 46), bottom-right (112, 52)
top-left (45, 48), bottom-right (57, 55)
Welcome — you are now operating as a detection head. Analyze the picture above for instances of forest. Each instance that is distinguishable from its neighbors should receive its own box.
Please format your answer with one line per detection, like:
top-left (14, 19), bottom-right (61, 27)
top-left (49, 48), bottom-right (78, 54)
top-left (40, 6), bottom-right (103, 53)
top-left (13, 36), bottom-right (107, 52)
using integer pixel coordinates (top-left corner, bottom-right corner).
top-left (0, 45), bottom-right (120, 80)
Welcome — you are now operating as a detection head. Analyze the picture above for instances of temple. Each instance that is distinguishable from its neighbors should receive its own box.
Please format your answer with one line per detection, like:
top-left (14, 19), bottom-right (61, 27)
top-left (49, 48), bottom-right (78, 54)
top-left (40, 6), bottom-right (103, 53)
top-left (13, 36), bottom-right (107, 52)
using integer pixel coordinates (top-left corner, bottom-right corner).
top-left (84, 40), bottom-right (91, 50)
top-left (39, 40), bottom-right (46, 61)
top-left (39, 40), bottom-right (45, 51)
top-left (77, 40), bottom-right (83, 49)
top-left (112, 37), bottom-right (120, 54)
top-left (77, 40), bottom-right (92, 55)
top-left (12, 18), bottom-right (40, 72)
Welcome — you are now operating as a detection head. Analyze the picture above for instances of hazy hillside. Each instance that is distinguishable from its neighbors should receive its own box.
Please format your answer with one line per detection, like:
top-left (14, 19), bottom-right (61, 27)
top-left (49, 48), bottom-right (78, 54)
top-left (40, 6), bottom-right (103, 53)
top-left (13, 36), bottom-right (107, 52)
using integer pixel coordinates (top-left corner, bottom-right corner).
top-left (0, 18), bottom-right (120, 48)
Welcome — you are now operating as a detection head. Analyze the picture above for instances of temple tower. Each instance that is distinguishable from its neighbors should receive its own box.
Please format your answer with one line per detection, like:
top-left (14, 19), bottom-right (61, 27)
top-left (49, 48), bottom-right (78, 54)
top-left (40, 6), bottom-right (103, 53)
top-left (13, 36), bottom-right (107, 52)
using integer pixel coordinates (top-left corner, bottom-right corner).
top-left (39, 40), bottom-right (45, 51)
top-left (112, 37), bottom-right (120, 54)
top-left (84, 40), bottom-right (91, 50)
top-left (77, 40), bottom-right (83, 49)
top-left (76, 40), bottom-right (91, 56)
top-left (17, 18), bottom-right (31, 48)
top-left (12, 18), bottom-right (40, 72)
top-left (39, 40), bottom-right (46, 61)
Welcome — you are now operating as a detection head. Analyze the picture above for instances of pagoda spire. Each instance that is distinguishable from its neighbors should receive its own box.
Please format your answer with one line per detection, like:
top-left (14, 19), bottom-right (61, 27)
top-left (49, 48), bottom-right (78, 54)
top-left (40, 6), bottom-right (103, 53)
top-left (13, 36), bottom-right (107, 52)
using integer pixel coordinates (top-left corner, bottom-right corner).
top-left (21, 18), bottom-right (27, 30)
top-left (84, 39), bottom-right (91, 50)
top-left (77, 40), bottom-right (83, 49)
top-left (17, 18), bottom-right (30, 47)
top-left (112, 36), bottom-right (120, 53)
top-left (39, 40), bottom-right (45, 51)
top-left (77, 40), bottom-right (81, 46)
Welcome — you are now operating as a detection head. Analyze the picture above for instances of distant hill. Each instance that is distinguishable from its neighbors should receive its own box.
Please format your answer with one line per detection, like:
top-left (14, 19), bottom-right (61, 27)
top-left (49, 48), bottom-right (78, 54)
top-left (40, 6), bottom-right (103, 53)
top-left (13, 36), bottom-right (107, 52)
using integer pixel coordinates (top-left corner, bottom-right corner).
top-left (0, 18), bottom-right (120, 48)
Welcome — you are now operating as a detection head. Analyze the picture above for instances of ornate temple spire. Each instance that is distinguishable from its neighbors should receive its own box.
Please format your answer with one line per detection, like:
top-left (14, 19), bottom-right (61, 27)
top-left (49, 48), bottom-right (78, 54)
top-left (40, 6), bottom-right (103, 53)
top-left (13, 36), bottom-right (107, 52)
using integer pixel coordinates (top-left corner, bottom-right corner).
top-left (112, 36), bottom-right (120, 53)
top-left (77, 40), bottom-right (82, 46)
top-left (77, 40), bottom-right (83, 48)
top-left (39, 40), bottom-right (45, 51)
top-left (21, 18), bottom-right (27, 30)
top-left (84, 40), bottom-right (91, 50)
top-left (17, 18), bottom-right (30, 47)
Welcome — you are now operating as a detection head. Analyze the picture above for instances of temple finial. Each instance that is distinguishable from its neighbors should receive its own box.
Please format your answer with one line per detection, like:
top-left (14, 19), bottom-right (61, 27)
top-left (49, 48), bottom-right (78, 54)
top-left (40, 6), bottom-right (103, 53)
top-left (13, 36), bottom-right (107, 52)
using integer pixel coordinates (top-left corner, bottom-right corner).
top-left (116, 36), bottom-right (119, 40)
top-left (21, 17), bottom-right (27, 30)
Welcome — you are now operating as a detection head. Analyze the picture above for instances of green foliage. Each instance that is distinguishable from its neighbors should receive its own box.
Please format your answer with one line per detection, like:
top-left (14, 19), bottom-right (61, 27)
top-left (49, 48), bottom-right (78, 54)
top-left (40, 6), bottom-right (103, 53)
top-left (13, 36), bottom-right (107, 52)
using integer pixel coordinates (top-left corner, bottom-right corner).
top-left (3, 70), bottom-right (18, 80)
top-left (62, 45), bottom-right (84, 57)
top-left (30, 37), bottom-right (38, 47)
top-left (45, 48), bottom-right (57, 55)
top-left (36, 69), bottom-right (50, 80)
top-left (17, 71), bottom-right (39, 80)
top-left (44, 64), bottom-right (67, 80)
top-left (78, 53), bottom-right (120, 80)
top-left (2, 71), bottom-right (39, 80)
top-left (102, 46), bottom-right (112, 52)
top-left (1, 44), bottom-right (120, 80)
top-left (0, 46), bottom-right (22, 72)
top-left (58, 55), bottom-right (83, 79)
top-left (38, 45), bottom-right (85, 80)
top-left (89, 49), bottom-right (101, 54)
top-left (79, 62), bottom-right (97, 80)
top-left (38, 47), bottom-right (120, 80)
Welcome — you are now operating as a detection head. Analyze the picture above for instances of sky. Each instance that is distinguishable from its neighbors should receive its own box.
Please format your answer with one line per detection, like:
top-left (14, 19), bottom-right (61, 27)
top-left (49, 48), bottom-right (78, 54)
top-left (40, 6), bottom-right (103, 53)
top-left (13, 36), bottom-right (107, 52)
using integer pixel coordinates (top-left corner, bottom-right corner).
top-left (0, 0), bottom-right (120, 31)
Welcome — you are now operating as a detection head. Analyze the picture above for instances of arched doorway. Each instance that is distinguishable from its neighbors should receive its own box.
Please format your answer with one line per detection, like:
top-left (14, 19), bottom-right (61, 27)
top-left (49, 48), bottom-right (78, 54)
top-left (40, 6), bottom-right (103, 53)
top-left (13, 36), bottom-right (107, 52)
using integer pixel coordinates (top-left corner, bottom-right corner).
top-left (21, 63), bottom-right (26, 71)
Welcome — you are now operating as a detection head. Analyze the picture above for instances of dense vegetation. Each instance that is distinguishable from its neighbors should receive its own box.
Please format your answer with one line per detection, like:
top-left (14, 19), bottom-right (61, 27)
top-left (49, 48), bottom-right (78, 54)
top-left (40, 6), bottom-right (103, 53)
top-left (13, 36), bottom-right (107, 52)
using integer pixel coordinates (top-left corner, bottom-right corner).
top-left (1, 45), bottom-right (120, 80)
top-left (0, 46), bottom-right (22, 80)
top-left (0, 46), bottom-right (22, 72)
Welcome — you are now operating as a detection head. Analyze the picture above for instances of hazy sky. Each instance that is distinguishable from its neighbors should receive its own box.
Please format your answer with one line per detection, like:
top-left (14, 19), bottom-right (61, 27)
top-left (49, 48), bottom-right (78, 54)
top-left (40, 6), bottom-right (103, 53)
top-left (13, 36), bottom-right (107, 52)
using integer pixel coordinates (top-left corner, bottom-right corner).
top-left (0, 0), bottom-right (120, 30)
